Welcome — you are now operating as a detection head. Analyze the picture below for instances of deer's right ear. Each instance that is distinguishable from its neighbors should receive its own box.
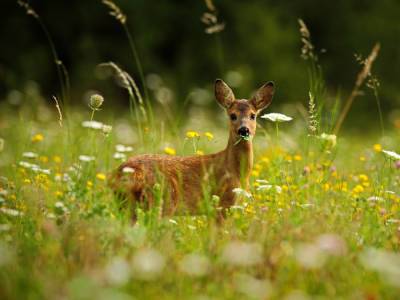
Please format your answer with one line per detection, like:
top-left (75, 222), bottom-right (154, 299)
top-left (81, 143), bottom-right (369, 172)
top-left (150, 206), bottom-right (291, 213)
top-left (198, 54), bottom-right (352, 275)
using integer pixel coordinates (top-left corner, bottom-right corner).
top-left (215, 79), bottom-right (235, 108)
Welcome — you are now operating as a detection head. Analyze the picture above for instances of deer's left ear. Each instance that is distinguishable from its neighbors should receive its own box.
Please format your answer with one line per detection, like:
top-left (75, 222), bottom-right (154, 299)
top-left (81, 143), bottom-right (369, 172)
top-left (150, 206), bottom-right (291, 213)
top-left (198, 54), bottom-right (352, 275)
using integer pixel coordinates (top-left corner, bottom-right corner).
top-left (250, 81), bottom-right (274, 112)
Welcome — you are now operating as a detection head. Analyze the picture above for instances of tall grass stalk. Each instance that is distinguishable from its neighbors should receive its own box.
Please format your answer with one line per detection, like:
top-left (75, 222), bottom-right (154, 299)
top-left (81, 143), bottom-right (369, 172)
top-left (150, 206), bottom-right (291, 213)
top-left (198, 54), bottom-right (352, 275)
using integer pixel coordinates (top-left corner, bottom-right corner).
top-left (334, 43), bottom-right (380, 135)
top-left (201, 0), bottom-right (226, 75)
top-left (368, 76), bottom-right (385, 136)
top-left (17, 0), bottom-right (70, 110)
top-left (298, 19), bottom-right (326, 135)
top-left (99, 62), bottom-right (145, 144)
top-left (101, 0), bottom-right (154, 127)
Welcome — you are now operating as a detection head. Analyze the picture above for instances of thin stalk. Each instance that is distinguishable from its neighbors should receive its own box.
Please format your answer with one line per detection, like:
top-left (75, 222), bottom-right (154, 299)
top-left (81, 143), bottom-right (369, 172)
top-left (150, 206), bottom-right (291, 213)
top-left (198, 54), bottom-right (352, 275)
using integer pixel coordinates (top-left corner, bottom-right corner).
top-left (372, 83), bottom-right (385, 136)
top-left (123, 24), bottom-right (153, 126)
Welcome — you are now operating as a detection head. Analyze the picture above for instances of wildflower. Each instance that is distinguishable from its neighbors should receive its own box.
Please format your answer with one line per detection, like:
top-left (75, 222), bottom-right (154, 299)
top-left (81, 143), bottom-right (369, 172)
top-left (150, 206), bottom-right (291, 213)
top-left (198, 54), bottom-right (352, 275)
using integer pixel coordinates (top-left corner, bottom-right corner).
top-left (316, 234), bottom-right (347, 256)
top-left (122, 167), bottom-right (135, 174)
top-left (79, 155), bottom-right (95, 162)
top-left (115, 144), bottom-right (133, 152)
top-left (105, 257), bottom-right (131, 286)
top-left (131, 248), bottom-right (165, 281)
top-left (367, 196), bottom-right (384, 202)
top-left (395, 161), bottom-right (400, 169)
top-left (113, 152), bottom-right (127, 160)
top-left (257, 185), bottom-right (282, 194)
top-left (55, 191), bottom-right (63, 197)
top-left (89, 94), bottom-right (104, 110)
top-left (359, 156), bottom-right (366, 162)
top-left (87, 181), bottom-right (93, 188)
top-left (53, 156), bottom-right (62, 163)
top-left (102, 125), bottom-right (112, 135)
top-left (294, 154), bottom-right (302, 161)
top-left (0, 207), bottom-right (23, 217)
top-left (186, 131), bottom-right (200, 139)
top-left (19, 161), bottom-right (38, 169)
top-left (168, 219), bottom-right (178, 225)
top-left (295, 243), bottom-right (326, 269)
top-left (221, 241), bottom-right (263, 267)
top-left (39, 156), bottom-right (48, 163)
top-left (96, 173), bottom-right (107, 181)
top-left (382, 150), bottom-right (400, 160)
top-left (22, 152), bottom-right (38, 159)
top-left (196, 150), bottom-right (204, 155)
top-left (359, 174), bottom-right (369, 182)
top-left (54, 201), bottom-right (69, 214)
top-left (82, 120), bottom-right (104, 130)
top-left (373, 143), bottom-right (382, 152)
top-left (353, 185), bottom-right (364, 193)
top-left (179, 254), bottom-right (210, 277)
top-left (232, 187), bottom-right (252, 199)
top-left (31, 133), bottom-right (44, 143)
top-left (320, 133), bottom-right (337, 147)
top-left (360, 248), bottom-right (400, 287)
top-left (164, 147), bottom-right (176, 156)
top-left (204, 132), bottom-right (214, 140)
top-left (261, 113), bottom-right (293, 122)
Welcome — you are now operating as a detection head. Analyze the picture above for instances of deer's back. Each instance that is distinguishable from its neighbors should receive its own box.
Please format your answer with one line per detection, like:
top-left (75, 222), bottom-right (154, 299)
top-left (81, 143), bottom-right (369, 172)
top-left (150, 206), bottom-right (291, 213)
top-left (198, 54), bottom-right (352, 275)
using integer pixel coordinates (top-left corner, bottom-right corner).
top-left (110, 153), bottom-right (231, 213)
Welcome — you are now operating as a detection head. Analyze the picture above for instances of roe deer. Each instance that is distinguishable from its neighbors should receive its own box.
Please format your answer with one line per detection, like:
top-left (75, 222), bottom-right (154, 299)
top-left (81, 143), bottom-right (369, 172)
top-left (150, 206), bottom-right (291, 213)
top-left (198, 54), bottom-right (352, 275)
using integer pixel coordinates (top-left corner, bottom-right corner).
top-left (110, 79), bottom-right (274, 220)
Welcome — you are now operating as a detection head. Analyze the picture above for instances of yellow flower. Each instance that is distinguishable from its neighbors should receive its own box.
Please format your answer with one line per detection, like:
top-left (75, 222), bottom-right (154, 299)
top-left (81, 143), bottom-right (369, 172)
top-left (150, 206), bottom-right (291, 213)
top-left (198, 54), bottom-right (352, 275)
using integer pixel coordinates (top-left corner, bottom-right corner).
top-left (353, 185), bottom-right (364, 193)
top-left (359, 174), bottom-right (369, 182)
top-left (96, 173), bottom-right (107, 181)
top-left (323, 183), bottom-right (330, 191)
top-left (186, 131), bottom-right (200, 139)
top-left (53, 156), bottom-right (62, 163)
top-left (204, 132), bottom-right (214, 141)
top-left (164, 147), bottom-right (176, 155)
top-left (196, 150), bottom-right (204, 155)
top-left (251, 170), bottom-right (260, 177)
top-left (285, 155), bottom-right (292, 162)
top-left (294, 154), bottom-right (302, 161)
top-left (87, 181), bottom-right (93, 188)
top-left (359, 156), bottom-right (366, 162)
top-left (23, 179), bottom-right (31, 184)
top-left (373, 144), bottom-right (382, 152)
top-left (55, 191), bottom-right (63, 197)
top-left (261, 157), bottom-right (270, 164)
top-left (39, 156), bottom-right (49, 163)
top-left (32, 134), bottom-right (44, 143)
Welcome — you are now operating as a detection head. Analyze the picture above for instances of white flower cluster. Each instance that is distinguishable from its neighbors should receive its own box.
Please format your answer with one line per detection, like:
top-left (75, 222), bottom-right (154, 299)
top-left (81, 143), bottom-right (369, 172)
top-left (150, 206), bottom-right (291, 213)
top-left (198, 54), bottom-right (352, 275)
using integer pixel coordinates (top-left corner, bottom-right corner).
top-left (18, 161), bottom-right (51, 175)
top-left (82, 120), bottom-right (112, 135)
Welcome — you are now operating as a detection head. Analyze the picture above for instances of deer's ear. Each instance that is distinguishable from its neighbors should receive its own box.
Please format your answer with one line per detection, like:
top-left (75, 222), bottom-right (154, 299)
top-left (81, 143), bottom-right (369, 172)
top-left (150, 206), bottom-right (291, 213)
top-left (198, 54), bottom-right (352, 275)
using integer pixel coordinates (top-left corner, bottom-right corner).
top-left (215, 79), bottom-right (235, 108)
top-left (250, 81), bottom-right (274, 112)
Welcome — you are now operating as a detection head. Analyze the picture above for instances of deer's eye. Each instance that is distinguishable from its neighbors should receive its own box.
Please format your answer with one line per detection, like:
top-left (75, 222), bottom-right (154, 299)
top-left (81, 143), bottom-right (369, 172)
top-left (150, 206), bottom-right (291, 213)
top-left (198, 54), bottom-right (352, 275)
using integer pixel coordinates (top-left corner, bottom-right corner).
top-left (250, 113), bottom-right (256, 120)
top-left (230, 114), bottom-right (237, 121)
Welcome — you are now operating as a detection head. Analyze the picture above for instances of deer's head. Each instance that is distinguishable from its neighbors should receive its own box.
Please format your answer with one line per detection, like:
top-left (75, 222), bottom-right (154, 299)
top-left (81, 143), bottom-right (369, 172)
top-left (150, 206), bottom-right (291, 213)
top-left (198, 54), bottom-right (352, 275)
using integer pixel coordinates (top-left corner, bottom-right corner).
top-left (215, 79), bottom-right (274, 142)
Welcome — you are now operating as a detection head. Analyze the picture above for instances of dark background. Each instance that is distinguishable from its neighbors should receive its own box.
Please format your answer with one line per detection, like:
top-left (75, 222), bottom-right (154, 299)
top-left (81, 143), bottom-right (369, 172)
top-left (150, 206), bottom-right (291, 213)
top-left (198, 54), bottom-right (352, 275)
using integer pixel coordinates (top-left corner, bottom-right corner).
top-left (1, 0), bottom-right (399, 127)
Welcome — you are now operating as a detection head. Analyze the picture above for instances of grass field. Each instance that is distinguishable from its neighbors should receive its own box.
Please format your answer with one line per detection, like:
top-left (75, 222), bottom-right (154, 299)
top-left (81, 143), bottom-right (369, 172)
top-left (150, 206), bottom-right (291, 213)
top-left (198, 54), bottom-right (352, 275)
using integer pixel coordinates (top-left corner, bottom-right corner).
top-left (1, 1), bottom-right (400, 299)
top-left (0, 98), bottom-right (400, 299)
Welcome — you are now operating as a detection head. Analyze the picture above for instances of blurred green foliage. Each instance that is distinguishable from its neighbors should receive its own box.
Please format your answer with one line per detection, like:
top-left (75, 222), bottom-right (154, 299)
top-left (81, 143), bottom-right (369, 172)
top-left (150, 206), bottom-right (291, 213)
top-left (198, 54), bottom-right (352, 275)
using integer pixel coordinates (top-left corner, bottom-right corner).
top-left (0, 0), bottom-right (399, 128)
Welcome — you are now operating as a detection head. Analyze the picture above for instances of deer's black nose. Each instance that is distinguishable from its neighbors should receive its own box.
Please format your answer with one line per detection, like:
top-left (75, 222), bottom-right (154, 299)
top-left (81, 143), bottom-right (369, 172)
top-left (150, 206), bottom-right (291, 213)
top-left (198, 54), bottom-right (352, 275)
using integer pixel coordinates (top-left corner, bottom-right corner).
top-left (238, 127), bottom-right (250, 137)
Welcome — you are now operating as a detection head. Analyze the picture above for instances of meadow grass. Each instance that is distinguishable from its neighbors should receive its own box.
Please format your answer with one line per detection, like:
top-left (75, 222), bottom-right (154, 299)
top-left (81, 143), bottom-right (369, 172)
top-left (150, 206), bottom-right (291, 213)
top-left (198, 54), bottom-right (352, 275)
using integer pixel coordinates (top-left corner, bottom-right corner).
top-left (0, 98), bottom-right (399, 299)
top-left (1, 1), bottom-right (399, 299)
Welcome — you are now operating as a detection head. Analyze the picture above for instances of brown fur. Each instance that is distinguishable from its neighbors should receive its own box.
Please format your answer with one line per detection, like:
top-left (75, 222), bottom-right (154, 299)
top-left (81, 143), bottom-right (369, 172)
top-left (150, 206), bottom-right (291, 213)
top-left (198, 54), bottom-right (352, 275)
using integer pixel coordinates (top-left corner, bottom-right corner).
top-left (110, 79), bottom-right (274, 220)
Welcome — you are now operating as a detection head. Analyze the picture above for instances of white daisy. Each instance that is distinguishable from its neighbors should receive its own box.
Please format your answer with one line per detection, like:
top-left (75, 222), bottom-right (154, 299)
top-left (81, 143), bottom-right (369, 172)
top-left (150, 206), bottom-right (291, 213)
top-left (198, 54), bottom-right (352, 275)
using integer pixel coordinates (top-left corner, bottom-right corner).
top-left (261, 113), bottom-right (293, 122)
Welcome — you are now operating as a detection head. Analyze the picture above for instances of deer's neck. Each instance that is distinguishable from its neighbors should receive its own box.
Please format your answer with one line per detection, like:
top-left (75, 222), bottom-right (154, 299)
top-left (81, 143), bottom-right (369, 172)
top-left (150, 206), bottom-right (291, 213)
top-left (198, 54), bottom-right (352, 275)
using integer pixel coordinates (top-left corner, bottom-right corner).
top-left (224, 133), bottom-right (253, 185)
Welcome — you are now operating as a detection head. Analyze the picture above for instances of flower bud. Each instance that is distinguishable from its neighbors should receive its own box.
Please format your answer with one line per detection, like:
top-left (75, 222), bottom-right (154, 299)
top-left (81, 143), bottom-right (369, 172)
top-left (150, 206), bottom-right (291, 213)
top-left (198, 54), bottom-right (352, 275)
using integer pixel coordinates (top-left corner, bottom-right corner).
top-left (89, 94), bottom-right (104, 110)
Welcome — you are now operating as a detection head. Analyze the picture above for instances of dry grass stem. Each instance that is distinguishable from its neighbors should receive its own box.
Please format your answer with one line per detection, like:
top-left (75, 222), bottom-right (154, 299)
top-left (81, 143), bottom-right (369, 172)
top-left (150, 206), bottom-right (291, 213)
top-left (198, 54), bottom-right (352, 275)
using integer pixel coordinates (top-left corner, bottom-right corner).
top-left (52, 96), bottom-right (63, 127)
top-left (102, 0), bottom-right (127, 24)
top-left (17, 0), bottom-right (39, 19)
top-left (298, 19), bottom-right (315, 61)
top-left (334, 43), bottom-right (380, 135)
